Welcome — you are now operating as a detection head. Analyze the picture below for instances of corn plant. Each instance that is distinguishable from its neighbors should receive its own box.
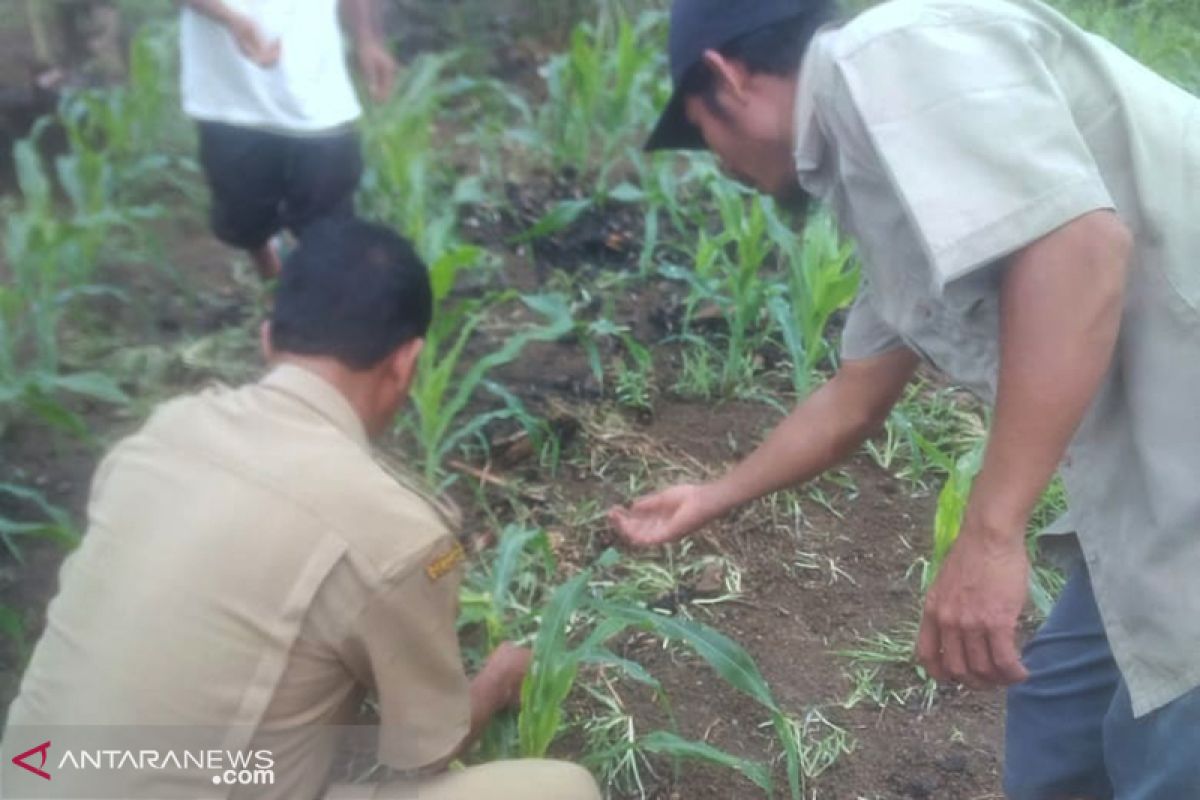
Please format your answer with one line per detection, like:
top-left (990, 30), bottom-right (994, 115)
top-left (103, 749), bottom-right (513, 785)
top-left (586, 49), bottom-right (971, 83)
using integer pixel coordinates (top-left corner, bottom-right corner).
top-left (918, 440), bottom-right (985, 590)
top-left (520, 554), bottom-right (809, 796)
top-left (663, 185), bottom-right (777, 397)
top-left (458, 525), bottom-right (556, 654)
top-left (765, 210), bottom-right (860, 396)
top-left (358, 53), bottom-right (489, 265)
top-left (458, 530), bottom-right (807, 795)
top-left (405, 290), bottom-right (573, 483)
top-left (1, 125), bottom-right (130, 438)
top-left (595, 600), bottom-right (810, 798)
top-left (0, 18), bottom-right (176, 437)
top-left (915, 434), bottom-right (1065, 617)
top-left (618, 148), bottom-right (722, 273)
top-left (56, 22), bottom-right (178, 203)
top-left (534, 10), bottom-right (669, 184)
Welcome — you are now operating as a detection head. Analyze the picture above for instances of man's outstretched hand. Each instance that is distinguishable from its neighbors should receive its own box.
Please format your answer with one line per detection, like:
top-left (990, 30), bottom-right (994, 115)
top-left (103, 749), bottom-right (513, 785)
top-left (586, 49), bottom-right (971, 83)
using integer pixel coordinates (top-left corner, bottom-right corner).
top-left (608, 483), bottom-right (718, 547)
top-left (916, 522), bottom-right (1031, 688)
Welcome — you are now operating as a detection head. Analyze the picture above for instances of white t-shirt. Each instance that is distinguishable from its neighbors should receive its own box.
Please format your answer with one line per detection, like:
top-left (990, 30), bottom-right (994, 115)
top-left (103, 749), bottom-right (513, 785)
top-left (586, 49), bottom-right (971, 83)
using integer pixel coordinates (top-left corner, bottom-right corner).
top-left (180, 0), bottom-right (362, 133)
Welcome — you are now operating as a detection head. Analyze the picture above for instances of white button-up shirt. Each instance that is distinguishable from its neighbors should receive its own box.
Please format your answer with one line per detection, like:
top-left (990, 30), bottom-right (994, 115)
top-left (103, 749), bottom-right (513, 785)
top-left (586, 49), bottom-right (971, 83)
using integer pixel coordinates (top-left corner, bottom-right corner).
top-left (795, 0), bottom-right (1200, 715)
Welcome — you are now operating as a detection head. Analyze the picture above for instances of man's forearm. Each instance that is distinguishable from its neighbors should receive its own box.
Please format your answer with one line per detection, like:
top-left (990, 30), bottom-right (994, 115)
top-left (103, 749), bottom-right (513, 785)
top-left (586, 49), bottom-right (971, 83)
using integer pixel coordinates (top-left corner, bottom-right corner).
top-left (966, 210), bottom-right (1131, 539)
top-left (436, 657), bottom-right (513, 765)
top-left (707, 347), bottom-right (918, 516)
top-left (339, 0), bottom-right (385, 50)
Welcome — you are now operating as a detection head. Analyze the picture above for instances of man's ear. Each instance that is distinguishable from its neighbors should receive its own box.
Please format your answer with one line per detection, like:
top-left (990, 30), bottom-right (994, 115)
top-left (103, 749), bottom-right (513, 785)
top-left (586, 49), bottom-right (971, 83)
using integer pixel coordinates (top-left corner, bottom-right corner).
top-left (700, 49), bottom-right (750, 103)
top-left (260, 321), bottom-right (275, 362)
top-left (389, 337), bottom-right (425, 392)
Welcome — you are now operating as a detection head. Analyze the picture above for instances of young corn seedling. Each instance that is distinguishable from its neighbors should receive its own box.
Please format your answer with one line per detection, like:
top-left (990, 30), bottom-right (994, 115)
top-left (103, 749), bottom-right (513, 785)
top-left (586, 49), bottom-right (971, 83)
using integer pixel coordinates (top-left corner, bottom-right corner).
top-left (921, 440), bottom-right (985, 591)
top-left (916, 433), bottom-right (1064, 616)
top-left (359, 53), bottom-right (488, 264)
top-left (618, 147), bottom-right (723, 273)
top-left (462, 533), bottom-right (803, 795)
top-left (1, 123), bottom-right (130, 438)
top-left (0, 24), bottom-right (171, 437)
top-left (665, 183), bottom-right (777, 398)
top-left (534, 11), bottom-right (668, 184)
top-left (765, 209), bottom-right (860, 397)
top-left (458, 525), bottom-right (556, 654)
top-left (596, 600), bottom-right (810, 799)
top-left (405, 290), bottom-right (573, 483)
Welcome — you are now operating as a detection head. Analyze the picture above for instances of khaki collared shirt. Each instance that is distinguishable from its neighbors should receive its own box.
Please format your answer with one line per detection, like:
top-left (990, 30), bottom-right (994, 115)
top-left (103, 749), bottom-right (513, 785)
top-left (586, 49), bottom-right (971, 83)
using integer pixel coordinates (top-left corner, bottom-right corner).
top-left (3, 365), bottom-right (470, 797)
top-left (794, 0), bottom-right (1199, 715)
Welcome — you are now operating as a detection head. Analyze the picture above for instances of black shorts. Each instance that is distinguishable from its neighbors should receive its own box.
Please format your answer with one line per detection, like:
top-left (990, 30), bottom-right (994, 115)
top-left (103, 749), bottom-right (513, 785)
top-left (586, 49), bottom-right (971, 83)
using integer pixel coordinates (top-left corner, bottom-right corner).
top-left (197, 121), bottom-right (363, 249)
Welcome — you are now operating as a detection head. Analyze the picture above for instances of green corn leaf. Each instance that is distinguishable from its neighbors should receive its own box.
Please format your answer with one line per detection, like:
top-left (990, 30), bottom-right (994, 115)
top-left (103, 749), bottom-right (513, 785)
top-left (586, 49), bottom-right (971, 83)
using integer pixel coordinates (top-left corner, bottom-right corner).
top-left (641, 730), bottom-right (772, 792)
top-left (580, 648), bottom-right (661, 691)
top-left (606, 182), bottom-right (645, 203)
top-left (48, 371), bottom-right (129, 404)
top-left (519, 570), bottom-right (592, 757)
top-left (593, 602), bottom-right (779, 712)
top-left (491, 527), bottom-right (547, 613)
top-left (428, 245), bottom-right (482, 304)
top-left (767, 294), bottom-right (811, 397)
top-left (19, 387), bottom-right (88, 438)
top-left (510, 199), bottom-right (592, 245)
top-left (14, 133), bottom-right (52, 211)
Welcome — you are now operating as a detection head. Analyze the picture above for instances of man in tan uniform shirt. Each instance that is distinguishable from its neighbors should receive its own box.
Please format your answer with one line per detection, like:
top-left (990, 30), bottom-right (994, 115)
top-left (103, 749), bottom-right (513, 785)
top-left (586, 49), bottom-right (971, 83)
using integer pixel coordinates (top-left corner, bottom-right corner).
top-left (1, 218), bottom-right (600, 800)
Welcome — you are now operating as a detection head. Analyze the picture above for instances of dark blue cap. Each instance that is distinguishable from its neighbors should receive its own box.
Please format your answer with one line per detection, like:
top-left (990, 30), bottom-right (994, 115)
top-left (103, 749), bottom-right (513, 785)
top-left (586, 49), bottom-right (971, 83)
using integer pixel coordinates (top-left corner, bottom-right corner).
top-left (646, 0), bottom-right (837, 151)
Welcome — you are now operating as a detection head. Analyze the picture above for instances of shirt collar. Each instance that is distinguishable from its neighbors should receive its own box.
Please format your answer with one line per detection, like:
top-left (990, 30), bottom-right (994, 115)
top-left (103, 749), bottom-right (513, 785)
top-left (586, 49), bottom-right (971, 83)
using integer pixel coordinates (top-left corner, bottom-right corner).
top-left (792, 25), bottom-right (837, 200)
top-left (259, 363), bottom-right (369, 449)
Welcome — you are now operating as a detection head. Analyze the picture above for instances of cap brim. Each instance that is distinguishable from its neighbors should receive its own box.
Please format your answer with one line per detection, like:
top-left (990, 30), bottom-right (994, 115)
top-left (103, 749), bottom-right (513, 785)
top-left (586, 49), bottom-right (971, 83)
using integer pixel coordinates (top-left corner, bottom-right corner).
top-left (644, 88), bottom-right (707, 152)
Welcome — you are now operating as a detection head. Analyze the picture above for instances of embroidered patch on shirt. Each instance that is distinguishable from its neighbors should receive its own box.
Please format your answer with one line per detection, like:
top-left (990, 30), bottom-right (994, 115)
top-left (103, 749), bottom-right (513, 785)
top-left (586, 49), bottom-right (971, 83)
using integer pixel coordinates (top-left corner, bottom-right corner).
top-left (426, 542), bottom-right (465, 581)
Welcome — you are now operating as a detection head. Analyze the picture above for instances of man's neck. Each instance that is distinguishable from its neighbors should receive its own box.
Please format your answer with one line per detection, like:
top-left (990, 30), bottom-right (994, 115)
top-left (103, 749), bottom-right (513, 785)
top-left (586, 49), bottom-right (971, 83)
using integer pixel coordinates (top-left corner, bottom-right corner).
top-left (270, 355), bottom-right (379, 437)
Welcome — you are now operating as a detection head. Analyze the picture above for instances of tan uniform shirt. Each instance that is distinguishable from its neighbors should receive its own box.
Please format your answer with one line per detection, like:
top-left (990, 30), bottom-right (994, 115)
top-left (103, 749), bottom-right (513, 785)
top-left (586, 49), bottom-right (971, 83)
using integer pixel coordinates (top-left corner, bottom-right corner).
top-left (2, 365), bottom-right (470, 798)
top-left (793, 0), bottom-right (1200, 715)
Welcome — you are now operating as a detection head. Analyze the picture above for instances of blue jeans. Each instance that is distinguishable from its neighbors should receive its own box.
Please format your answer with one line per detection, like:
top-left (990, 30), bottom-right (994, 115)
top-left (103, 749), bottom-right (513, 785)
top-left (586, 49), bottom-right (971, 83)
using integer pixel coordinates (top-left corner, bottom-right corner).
top-left (1004, 565), bottom-right (1200, 799)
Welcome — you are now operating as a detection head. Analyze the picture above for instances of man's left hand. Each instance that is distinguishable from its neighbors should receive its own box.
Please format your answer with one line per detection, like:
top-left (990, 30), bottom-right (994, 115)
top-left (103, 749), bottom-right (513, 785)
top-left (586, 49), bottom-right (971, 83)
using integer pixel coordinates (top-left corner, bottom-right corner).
top-left (917, 521), bottom-right (1031, 688)
top-left (357, 42), bottom-right (398, 104)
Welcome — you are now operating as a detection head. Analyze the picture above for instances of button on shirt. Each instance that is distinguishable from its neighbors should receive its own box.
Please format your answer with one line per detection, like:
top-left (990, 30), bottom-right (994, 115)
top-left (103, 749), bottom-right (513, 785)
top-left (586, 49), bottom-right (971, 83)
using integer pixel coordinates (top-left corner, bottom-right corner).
top-left (181, 0), bottom-right (362, 133)
top-left (3, 365), bottom-right (470, 798)
top-left (793, 0), bottom-right (1200, 715)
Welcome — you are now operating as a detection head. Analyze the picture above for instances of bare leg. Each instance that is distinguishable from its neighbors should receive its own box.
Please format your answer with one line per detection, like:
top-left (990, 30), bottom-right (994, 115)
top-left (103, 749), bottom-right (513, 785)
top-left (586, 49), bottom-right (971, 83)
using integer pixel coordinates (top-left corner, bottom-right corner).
top-left (250, 241), bottom-right (281, 280)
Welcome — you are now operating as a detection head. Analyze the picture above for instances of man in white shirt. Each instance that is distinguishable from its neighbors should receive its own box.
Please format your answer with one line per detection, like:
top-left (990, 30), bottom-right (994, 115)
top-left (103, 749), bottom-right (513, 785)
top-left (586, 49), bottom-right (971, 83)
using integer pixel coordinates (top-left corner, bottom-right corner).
top-left (181, 0), bottom-right (397, 278)
top-left (616, 0), bottom-right (1200, 797)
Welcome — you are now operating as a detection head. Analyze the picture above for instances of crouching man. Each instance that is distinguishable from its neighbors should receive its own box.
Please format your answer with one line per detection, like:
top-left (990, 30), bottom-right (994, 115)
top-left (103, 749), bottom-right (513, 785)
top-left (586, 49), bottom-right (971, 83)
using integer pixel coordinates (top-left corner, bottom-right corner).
top-left (1, 218), bottom-right (600, 800)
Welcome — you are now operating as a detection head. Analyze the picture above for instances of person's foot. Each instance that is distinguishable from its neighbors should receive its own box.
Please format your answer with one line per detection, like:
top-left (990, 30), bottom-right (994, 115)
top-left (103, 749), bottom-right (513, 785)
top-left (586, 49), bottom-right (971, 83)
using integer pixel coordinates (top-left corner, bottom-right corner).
top-left (250, 238), bottom-right (283, 280)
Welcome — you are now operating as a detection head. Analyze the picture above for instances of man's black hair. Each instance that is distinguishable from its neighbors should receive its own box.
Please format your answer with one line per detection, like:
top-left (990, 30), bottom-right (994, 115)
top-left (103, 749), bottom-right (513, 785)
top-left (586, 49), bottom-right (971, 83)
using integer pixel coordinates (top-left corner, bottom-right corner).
top-left (679, 13), bottom-right (831, 106)
top-left (271, 217), bottom-right (433, 370)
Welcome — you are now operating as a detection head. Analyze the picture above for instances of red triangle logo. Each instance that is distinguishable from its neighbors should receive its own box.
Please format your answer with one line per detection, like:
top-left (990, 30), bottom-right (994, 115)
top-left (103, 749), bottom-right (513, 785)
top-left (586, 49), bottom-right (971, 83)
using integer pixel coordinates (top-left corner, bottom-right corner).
top-left (12, 740), bottom-right (52, 780)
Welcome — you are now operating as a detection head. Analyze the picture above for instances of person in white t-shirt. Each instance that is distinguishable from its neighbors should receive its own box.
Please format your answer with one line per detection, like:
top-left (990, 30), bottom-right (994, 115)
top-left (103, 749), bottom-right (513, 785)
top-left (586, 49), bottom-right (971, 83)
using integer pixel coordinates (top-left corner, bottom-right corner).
top-left (180, 0), bottom-right (397, 278)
